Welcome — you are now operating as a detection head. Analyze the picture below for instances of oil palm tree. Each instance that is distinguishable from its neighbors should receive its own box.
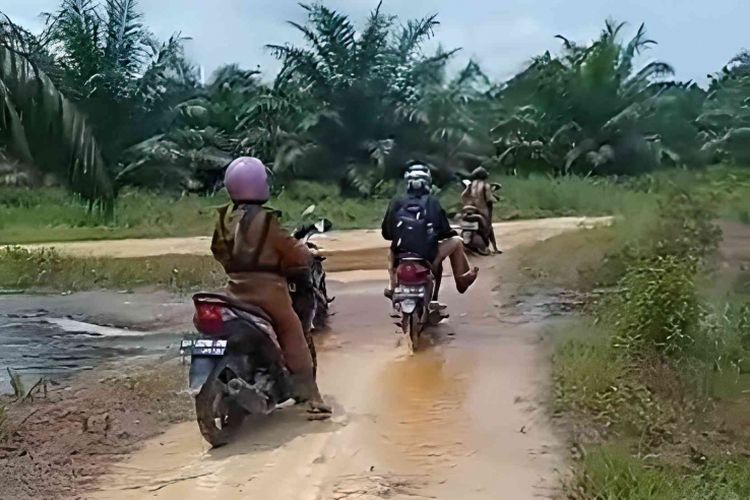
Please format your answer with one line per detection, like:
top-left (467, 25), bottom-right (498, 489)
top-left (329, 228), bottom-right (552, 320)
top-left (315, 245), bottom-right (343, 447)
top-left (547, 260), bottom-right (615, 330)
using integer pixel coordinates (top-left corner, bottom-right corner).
top-left (267, 2), bottom-right (468, 194)
top-left (44, 0), bottom-right (199, 176)
top-left (492, 20), bottom-right (678, 175)
top-left (0, 18), bottom-right (113, 208)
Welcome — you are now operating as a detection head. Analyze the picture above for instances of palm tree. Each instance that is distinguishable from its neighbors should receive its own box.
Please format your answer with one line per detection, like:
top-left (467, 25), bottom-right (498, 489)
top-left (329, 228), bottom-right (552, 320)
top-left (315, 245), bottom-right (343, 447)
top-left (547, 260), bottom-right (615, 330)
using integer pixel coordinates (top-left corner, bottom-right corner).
top-left (0, 17), bottom-right (113, 208)
top-left (266, 2), bottom-right (476, 194)
top-left (492, 20), bottom-right (679, 175)
top-left (699, 50), bottom-right (750, 164)
top-left (44, 0), bottom-right (199, 177)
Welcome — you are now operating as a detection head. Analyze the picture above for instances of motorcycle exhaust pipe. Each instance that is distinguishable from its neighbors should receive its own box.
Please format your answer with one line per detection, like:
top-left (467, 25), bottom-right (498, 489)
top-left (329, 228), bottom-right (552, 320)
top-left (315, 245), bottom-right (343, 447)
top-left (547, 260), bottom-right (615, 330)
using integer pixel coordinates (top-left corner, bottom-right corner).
top-left (227, 378), bottom-right (271, 415)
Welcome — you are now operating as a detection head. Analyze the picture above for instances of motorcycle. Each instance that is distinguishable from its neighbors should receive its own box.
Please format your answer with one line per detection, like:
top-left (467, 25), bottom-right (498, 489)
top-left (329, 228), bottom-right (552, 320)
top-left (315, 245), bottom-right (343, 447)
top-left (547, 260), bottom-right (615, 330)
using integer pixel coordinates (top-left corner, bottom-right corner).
top-left (180, 219), bottom-right (332, 447)
top-left (390, 254), bottom-right (447, 354)
top-left (290, 218), bottom-right (334, 334)
top-left (460, 180), bottom-right (501, 255)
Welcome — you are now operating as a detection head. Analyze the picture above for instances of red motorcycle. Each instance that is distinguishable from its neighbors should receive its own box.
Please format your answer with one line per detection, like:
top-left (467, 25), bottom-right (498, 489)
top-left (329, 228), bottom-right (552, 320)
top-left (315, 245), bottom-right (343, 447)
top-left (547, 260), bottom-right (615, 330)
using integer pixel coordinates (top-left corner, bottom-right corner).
top-left (390, 254), bottom-right (447, 353)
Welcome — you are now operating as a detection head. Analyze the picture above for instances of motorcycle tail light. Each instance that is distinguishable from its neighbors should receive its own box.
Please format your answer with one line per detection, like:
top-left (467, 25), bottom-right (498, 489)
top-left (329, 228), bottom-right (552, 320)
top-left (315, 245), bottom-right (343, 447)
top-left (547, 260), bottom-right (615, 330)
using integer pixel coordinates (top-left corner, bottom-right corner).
top-left (193, 302), bottom-right (231, 335)
top-left (397, 262), bottom-right (430, 285)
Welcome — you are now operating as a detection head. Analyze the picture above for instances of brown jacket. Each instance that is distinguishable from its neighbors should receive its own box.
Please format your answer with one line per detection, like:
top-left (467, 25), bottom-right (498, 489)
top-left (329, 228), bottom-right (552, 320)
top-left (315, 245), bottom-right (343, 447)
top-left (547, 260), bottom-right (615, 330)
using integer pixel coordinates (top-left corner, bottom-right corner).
top-left (211, 204), bottom-right (314, 373)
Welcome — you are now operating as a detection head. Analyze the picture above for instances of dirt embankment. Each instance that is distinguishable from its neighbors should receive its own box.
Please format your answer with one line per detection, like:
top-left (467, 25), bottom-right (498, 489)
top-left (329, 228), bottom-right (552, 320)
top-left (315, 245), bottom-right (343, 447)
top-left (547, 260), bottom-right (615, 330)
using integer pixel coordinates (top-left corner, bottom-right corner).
top-left (0, 362), bottom-right (191, 500)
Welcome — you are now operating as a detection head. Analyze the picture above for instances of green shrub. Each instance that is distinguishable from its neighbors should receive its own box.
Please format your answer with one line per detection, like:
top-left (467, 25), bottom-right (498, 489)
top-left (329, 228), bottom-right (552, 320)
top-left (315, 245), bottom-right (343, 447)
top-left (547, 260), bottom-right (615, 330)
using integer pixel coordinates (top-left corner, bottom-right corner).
top-left (571, 446), bottom-right (682, 500)
top-left (610, 254), bottom-right (704, 356)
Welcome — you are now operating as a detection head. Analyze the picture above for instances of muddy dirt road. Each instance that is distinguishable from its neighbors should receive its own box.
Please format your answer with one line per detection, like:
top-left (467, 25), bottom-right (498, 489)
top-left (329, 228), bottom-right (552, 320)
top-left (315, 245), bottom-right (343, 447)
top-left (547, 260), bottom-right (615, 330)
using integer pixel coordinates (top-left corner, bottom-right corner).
top-left (84, 218), bottom-right (608, 500)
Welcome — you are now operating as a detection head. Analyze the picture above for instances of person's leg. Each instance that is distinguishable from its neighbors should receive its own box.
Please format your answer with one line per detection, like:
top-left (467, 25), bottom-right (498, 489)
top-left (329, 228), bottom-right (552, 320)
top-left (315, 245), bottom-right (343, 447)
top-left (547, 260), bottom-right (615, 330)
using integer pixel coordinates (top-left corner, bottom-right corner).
top-left (262, 287), bottom-right (330, 414)
top-left (433, 236), bottom-right (479, 294)
top-left (432, 262), bottom-right (443, 300)
top-left (486, 205), bottom-right (501, 253)
top-left (385, 249), bottom-right (396, 298)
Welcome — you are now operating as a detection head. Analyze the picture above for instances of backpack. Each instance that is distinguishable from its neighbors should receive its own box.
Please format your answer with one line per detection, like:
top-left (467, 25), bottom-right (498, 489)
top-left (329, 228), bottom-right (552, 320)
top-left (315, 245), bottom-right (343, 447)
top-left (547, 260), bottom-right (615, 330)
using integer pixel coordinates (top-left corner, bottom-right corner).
top-left (393, 195), bottom-right (438, 261)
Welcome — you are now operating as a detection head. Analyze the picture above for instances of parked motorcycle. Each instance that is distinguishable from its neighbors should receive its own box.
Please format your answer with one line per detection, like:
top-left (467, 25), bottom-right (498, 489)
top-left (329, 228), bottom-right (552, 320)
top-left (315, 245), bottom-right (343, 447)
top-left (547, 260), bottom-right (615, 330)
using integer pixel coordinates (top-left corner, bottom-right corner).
top-left (390, 254), bottom-right (447, 354)
top-left (180, 219), bottom-right (332, 447)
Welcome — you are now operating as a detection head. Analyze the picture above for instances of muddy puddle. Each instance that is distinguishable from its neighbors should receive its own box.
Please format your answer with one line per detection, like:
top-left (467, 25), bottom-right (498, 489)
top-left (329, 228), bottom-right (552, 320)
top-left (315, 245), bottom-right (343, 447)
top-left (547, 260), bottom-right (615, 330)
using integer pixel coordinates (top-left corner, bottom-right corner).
top-left (0, 312), bottom-right (179, 393)
top-left (93, 275), bottom-right (564, 500)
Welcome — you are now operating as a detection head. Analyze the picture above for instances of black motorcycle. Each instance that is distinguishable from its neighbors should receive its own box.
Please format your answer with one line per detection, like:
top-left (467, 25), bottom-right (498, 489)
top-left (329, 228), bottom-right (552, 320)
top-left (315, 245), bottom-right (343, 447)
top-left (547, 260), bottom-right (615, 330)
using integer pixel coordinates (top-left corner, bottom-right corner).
top-left (180, 219), bottom-right (333, 447)
top-left (290, 219), bottom-right (335, 333)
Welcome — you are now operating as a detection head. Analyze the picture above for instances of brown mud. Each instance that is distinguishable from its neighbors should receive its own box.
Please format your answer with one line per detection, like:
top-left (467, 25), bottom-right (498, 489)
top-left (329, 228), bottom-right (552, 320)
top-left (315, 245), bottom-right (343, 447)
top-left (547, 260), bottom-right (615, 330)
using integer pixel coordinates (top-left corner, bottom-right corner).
top-left (0, 217), bottom-right (610, 499)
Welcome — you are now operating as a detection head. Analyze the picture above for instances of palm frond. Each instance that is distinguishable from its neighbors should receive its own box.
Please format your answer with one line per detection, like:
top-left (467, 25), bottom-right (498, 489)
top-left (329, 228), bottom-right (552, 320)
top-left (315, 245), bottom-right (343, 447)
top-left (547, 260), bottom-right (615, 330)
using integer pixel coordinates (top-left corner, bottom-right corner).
top-left (103, 0), bottom-right (146, 77)
top-left (0, 44), bottom-right (113, 209)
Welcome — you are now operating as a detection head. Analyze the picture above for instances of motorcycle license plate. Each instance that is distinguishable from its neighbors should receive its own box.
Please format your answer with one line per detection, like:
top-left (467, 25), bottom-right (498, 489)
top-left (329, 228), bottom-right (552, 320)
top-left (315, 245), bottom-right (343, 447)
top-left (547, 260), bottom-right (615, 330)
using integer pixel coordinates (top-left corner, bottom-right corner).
top-left (462, 221), bottom-right (480, 231)
top-left (394, 285), bottom-right (425, 298)
top-left (180, 338), bottom-right (227, 357)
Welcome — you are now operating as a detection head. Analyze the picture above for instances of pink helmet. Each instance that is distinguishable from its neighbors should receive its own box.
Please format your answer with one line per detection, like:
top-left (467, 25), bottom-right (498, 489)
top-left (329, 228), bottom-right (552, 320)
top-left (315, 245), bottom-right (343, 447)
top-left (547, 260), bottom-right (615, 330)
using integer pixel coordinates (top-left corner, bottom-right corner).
top-left (224, 157), bottom-right (270, 203)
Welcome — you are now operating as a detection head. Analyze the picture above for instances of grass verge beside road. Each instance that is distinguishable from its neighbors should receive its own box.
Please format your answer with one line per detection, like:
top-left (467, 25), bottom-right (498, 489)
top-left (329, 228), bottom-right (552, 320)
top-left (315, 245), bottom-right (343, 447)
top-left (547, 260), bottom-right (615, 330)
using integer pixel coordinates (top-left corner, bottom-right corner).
top-left (524, 190), bottom-right (750, 499)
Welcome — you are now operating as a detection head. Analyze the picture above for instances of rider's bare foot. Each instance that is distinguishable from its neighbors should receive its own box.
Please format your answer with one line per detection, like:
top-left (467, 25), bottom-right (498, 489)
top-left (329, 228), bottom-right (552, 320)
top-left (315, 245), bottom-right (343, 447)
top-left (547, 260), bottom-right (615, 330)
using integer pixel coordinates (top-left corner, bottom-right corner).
top-left (456, 266), bottom-right (479, 294)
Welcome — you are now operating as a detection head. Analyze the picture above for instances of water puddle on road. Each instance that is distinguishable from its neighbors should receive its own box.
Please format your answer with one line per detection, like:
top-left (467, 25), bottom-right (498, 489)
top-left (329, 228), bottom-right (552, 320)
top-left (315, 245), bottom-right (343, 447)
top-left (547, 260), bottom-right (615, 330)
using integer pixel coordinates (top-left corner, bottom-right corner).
top-left (376, 346), bottom-right (475, 472)
top-left (0, 313), bottom-right (176, 392)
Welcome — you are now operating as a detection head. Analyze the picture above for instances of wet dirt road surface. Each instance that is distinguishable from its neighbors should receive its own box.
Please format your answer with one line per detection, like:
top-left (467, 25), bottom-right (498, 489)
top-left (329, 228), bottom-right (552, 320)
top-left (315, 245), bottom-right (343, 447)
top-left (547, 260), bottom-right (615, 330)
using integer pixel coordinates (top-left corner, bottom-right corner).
top-left (87, 218), bottom-right (608, 500)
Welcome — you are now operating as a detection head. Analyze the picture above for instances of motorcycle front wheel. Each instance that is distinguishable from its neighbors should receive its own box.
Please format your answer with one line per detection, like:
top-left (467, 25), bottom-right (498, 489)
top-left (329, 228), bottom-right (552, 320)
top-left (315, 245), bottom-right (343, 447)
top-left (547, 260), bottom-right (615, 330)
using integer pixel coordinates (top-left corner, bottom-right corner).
top-left (402, 312), bottom-right (421, 354)
top-left (195, 359), bottom-right (246, 447)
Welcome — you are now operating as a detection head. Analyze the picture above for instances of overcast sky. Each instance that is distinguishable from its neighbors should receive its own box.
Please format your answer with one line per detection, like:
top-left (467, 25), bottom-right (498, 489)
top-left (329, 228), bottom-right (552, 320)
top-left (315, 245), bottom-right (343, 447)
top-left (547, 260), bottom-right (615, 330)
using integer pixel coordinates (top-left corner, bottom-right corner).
top-left (4, 0), bottom-right (747, 85)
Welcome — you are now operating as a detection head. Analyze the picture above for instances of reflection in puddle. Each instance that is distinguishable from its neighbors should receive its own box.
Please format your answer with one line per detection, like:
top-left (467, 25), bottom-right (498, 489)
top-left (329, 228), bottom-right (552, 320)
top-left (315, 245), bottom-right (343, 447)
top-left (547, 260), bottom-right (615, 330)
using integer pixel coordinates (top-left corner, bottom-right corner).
top-left (377, 347), bottom-right (475, 472)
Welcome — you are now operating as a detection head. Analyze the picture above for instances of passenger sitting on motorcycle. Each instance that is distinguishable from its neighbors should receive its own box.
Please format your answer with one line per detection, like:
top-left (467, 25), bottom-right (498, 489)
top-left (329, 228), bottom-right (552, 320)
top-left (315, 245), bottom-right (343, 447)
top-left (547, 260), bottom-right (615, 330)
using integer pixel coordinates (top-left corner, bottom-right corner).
top-left (461, 166), bottom-right (501, 254)
top-left (382, 163), bottom-right (479, 298)
top-left (211, 157), bottom-right (330, 417)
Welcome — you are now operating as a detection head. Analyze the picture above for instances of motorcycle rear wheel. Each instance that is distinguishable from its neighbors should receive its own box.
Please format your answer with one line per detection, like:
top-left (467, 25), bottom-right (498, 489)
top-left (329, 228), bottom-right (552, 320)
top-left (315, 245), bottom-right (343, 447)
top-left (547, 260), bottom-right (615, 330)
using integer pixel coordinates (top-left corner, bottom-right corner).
top-left (195, 361), bottom-right (246, 448)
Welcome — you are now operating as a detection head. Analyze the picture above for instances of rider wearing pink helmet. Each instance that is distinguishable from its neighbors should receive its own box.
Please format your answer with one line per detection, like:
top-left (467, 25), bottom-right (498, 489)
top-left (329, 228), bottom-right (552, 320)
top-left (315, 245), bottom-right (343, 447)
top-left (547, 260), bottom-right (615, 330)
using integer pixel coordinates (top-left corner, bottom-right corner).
top-left (211, 157), bottom-right (330, 416)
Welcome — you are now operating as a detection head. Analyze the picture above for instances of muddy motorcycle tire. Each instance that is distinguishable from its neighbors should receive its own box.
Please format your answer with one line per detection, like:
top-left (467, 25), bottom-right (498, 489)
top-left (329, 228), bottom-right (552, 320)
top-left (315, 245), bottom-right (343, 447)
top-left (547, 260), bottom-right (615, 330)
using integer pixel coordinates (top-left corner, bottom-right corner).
top-left (194, 359), bottom-right (246, 448)
top-left (402, 312), bottom-right (421, 354)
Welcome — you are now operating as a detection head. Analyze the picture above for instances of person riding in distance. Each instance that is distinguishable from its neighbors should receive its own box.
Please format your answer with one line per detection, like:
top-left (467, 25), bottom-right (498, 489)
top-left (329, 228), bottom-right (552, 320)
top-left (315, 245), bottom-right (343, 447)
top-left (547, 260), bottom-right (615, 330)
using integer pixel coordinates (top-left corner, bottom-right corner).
top-left (382, 163), bottom-right (479, 299)
top-left (461, 166), bottom-right (501, 254)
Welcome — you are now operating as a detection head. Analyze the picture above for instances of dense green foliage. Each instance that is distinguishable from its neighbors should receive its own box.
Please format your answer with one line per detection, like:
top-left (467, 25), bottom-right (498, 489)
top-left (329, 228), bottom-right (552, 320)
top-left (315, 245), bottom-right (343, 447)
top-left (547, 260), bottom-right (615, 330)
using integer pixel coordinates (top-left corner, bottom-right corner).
top-left (2, 2), bottom-right (750, 207)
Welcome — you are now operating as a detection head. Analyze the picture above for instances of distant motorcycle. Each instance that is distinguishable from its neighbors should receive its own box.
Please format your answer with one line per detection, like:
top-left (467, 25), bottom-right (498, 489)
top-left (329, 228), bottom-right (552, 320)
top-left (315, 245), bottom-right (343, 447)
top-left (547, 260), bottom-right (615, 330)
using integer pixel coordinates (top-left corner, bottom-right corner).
top-left (389, 253), bottom-right (447, 354)
top-left (181, 219), bottom-right (332, 447)
top-left (460, 180), bottom-right (501, 255)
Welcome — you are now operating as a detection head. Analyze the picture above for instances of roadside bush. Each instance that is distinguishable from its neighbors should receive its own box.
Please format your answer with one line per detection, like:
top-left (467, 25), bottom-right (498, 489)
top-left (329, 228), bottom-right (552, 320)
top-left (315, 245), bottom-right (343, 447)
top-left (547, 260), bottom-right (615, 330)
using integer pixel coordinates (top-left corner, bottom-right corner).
top-left (611, 255), bottom-right (704, 356)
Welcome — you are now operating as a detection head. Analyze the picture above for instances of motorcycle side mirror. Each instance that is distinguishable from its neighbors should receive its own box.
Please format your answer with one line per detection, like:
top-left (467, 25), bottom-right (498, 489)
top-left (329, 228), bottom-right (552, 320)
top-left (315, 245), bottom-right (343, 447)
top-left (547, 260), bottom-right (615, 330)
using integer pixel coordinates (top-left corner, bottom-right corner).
top-left (461, 179), bottom-right (471, 187)
top-left (302, 204), bottom-right (316, 217)
top-left (314, 218), bottom-right (332, 233)
top-left (491, 183), bottom-right (502, 191)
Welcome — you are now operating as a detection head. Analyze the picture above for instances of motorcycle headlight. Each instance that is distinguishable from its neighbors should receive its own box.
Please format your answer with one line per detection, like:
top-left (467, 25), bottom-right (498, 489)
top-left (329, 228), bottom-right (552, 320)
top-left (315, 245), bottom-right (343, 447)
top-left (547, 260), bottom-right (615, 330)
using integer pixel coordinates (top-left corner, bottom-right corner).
top-left (401, 299), bottom-right (417, 314)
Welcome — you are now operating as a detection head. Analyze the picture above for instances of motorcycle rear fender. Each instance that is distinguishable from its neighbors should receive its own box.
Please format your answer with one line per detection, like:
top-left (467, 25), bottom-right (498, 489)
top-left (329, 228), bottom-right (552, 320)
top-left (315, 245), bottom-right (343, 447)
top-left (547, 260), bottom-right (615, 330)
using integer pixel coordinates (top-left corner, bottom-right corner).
top-left (189, 355), bottom-right (220, 393)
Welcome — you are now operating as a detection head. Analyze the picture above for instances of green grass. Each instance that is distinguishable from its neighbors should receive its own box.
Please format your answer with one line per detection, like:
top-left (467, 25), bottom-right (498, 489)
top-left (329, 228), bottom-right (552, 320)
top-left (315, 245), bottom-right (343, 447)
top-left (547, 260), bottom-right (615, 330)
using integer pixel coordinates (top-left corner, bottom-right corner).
top-left (0, 246), bottom-right (222, 293)
top-left (0, 182), bottom-right (393, 244)
top-left (1, 173), bottom-right (663, 245)
top-left (534, 182), bottom-right (750, 499)
top-left (573, 446), bottom-right (750, 500)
